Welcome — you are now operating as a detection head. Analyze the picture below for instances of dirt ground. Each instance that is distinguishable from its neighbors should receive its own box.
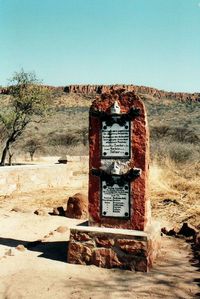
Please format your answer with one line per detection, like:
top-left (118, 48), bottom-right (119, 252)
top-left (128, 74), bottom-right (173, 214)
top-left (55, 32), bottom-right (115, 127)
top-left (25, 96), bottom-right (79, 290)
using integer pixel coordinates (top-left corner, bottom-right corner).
top-left (0, 192), bottom-right (199, 299)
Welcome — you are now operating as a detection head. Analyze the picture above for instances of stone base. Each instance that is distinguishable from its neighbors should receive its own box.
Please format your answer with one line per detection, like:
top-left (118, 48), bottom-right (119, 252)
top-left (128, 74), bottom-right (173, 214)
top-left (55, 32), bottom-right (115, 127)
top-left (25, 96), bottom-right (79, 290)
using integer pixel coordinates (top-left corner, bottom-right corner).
top-left (67, 226), bottom-right (159, 272)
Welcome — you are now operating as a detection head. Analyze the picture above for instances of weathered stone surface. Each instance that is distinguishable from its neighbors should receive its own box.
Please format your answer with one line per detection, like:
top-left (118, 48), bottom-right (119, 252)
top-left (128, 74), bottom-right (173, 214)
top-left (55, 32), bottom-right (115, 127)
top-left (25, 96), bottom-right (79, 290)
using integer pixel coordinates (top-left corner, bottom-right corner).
top-left (89, 90), bottom-right (150, 230)
top-left (72, 232), bottom-right (91, 242)
top-left (68, 242), bottom-right (93, 265)
top-left (67, 227), bottom-right (154, 272)
top-left (116, 239), bottom-right (147, 256)
top-left (95, 236), bottom-right (115, 248)
top-left (92, 248), bottom-right (122, 268)
top-left (65, 193), bottom-right (88, 219)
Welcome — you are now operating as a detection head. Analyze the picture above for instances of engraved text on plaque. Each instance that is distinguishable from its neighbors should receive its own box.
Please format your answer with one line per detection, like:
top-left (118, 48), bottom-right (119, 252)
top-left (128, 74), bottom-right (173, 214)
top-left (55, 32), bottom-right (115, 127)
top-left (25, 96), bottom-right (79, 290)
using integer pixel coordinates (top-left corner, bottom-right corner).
top-left (101, 120), bottom-right (130, 158)
top-left (101, 181), bottom-right (130, 218)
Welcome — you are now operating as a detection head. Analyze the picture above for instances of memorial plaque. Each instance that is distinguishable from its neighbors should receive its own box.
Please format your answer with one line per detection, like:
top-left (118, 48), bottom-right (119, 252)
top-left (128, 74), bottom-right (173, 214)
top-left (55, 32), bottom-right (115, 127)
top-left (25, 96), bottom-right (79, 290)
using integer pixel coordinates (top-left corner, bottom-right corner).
top-left (101, 180), bottom-right (130, 218)
top-left (101, 120), bottom-right (130, 158)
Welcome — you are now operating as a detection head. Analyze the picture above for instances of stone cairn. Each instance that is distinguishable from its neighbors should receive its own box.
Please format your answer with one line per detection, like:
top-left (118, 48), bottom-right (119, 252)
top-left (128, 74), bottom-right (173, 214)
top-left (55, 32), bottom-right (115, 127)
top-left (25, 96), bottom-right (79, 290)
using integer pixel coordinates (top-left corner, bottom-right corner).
top-left (67, 89), bottom-right (158, 272)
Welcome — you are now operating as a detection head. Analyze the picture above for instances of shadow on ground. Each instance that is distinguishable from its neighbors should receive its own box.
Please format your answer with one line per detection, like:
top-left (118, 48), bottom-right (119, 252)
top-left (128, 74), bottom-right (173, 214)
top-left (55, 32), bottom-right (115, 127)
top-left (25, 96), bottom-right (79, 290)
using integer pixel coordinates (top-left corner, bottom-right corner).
top-left (0, 237), bottom-right (69, 262)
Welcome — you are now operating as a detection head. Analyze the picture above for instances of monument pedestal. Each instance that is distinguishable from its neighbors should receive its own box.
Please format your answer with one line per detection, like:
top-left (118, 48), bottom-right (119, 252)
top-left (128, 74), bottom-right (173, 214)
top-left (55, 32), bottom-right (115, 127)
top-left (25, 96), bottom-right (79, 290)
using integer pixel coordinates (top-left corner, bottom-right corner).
top-left (67, 225), bottom-right (159, 272)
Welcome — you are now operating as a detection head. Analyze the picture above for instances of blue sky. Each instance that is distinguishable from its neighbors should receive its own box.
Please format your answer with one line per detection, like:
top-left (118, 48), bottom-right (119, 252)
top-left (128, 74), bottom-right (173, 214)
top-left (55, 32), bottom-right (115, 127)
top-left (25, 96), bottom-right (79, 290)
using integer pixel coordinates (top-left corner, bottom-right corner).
top-left (0, 0), bottom-right (200, 92)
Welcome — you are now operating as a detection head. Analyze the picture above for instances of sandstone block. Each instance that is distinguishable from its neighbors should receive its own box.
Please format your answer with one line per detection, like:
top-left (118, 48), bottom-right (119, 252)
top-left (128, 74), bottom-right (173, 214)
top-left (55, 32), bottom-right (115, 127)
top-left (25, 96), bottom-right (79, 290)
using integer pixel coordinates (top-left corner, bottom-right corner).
top-left (95, 236), bottom-right (115, 248)
top-left (68, 242), bottom-right (92, 265)
top-left (67, 227), bottom-right (151, 272)
top-left (116, 238), bottom-right (147, 256)
top-left (92, 248), bottom-right (122, 268)
top-left (65, 193), bottom-right (88, 219)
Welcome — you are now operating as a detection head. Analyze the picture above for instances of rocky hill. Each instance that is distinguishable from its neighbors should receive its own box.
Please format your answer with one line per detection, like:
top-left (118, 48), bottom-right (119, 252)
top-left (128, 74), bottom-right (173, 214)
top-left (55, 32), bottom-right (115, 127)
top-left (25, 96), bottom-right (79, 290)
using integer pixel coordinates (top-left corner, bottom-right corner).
top-left (1, 84), bottom-right (200, 102)
top-left (64, 84), bottom-right (200, 102)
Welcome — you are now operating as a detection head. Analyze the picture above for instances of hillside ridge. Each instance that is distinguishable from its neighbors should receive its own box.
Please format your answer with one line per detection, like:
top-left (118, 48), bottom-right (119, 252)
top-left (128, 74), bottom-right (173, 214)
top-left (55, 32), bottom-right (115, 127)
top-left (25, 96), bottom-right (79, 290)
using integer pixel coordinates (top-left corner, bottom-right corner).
top-left (1, 84), bottom-right (200, 102)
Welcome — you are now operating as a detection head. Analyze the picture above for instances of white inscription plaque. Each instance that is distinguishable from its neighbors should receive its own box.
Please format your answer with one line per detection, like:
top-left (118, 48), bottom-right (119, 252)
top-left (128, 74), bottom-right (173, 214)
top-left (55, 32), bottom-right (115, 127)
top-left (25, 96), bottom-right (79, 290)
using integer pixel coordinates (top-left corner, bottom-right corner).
top-left (101, 181), bottom-right (130, 218)
top-left (101, 121), bottom-right (130, 158)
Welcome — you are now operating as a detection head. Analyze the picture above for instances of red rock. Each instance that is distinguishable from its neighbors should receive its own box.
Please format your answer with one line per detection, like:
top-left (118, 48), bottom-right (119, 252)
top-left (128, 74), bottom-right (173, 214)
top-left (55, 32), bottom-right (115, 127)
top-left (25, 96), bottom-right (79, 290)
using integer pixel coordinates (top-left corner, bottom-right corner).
top-left (92, 248), bottom-right (121, 268)
top-left (67, 227), bottom-right (151, 272)
top-left (65, 193), bottom-right (88, 219)
top-left (68, 242), bottom-right (93, 264)
top-left (117, 239), bottom-right (147, 256)
top-left (63, 84), bottom-right (200, 102)
top-left (72, 232), bottom-right (91, 242)
top-left (95, 236), bottom-right (115, 248)
top-left (88, 90), bottom-right (150, 230)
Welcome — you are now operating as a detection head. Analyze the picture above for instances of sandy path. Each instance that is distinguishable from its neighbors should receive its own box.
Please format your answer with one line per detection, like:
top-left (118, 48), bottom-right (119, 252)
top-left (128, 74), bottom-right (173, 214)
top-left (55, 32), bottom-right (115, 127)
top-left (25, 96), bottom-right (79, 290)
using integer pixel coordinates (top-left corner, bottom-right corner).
top-left (0, 200), bottom-right (199, 298)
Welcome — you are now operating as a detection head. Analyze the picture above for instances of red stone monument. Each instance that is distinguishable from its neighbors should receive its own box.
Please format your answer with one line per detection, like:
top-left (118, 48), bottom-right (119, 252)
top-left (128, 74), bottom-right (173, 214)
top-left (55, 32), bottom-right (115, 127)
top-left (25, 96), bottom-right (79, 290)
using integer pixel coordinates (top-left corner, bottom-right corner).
top-left (88, 90), bottom-right (150, 231)
top-left (67, 90), bottom-right (157, 272)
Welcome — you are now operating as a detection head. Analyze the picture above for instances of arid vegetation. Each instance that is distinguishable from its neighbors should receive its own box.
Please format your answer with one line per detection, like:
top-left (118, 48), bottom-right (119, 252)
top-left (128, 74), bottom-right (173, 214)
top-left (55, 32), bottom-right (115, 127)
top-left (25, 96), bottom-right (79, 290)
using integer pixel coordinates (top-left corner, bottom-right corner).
top-left (0, 70), bottom-right (52, 165)
top-left (0, 86), bottom-right (199, 227)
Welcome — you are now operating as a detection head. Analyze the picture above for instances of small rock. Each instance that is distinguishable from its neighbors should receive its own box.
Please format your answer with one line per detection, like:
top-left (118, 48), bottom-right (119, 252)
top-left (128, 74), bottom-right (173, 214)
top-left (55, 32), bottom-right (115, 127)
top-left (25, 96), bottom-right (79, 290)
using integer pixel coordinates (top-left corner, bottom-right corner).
top-left (55, 226), bottom-right (68, 233)
top-left (50, 207), bottom-right (65, 216)
top-left (5, 249), bottom-right (14, 256)
top-left (34, 209), bottom-right (48, 216)
top-left (58, 155), bottom-right (68, 164)
top-left (65, 193), bottom-right (88, 219)
top-left (162, 199), bottom-right (179, 205)
top-left (11, 207), bottom-right (23, 213)
top-left (16, 245), bottom-right (26, 251)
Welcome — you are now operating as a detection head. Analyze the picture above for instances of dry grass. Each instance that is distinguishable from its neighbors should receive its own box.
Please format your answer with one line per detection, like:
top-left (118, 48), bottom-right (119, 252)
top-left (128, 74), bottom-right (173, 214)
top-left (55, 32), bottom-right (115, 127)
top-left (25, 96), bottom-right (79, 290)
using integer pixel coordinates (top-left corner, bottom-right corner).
top-left (150, 158), bottom-right (200, 228)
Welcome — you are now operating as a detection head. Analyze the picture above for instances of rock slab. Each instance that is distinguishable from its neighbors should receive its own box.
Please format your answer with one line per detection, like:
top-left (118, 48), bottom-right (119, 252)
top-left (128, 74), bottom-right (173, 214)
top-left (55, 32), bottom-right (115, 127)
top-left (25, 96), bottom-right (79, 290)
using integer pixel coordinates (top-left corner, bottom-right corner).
top-left (67, 226), bottom-right (158, 272)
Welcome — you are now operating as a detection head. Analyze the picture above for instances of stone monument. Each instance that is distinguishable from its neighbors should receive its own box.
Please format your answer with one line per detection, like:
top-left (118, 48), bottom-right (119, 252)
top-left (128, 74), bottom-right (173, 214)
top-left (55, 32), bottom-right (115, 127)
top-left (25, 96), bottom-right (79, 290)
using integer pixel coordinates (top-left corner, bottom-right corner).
top-left (67, 90), bottom-right (157, 272)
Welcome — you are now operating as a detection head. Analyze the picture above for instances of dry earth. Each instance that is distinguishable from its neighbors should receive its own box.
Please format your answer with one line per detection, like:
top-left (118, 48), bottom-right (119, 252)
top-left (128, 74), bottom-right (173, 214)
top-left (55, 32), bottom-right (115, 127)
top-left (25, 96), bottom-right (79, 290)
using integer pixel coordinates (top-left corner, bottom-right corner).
top-left (0, 191), bottom-right (199, 299)
top-left (0, 157), bottom-right (199, 298)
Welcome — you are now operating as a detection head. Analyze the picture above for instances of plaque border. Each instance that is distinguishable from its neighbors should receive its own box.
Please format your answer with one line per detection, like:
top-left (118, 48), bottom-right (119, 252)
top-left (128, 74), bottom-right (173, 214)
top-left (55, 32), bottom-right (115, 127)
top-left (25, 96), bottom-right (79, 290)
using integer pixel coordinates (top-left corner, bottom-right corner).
top-left (100, 178), bottom-right (131, 219)
top-left (100, 120), bottom-right (131, 159)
